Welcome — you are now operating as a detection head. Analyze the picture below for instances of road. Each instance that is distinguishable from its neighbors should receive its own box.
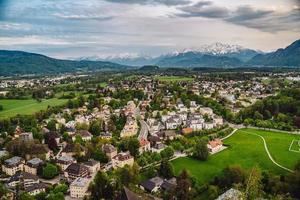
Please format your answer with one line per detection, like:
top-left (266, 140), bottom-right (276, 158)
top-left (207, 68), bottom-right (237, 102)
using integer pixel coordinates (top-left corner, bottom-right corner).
top-left (138, 120), bottom-right (149, 140)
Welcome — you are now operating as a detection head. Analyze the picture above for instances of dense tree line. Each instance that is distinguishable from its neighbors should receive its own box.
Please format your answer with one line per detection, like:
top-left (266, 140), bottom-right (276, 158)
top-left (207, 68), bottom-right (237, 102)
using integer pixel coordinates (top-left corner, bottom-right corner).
top-left (236, 88), bottom-right (300, 130)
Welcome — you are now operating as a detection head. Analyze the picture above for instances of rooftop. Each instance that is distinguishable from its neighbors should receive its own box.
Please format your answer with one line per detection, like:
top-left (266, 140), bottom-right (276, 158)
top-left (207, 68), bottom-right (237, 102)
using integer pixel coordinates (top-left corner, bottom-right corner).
top-left (70, 177), bottom-right (90, 187)
top-left (5, 156), bottom-right (23, 166)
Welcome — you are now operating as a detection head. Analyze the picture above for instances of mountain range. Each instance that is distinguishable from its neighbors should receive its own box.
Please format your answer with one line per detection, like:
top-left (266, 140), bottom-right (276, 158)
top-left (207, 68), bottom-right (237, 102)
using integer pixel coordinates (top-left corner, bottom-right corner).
top-left (0, 50), bottom-right (129, 76)
top-left (91, 41), bottom-right (300, 68)
top-left (0, 39), bottom-right (299, 76)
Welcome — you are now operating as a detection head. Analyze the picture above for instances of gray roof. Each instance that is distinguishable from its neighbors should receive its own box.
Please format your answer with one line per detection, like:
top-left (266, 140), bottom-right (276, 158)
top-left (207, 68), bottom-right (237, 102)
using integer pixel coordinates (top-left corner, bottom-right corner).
top-left (56, 155), bottom-right (74, 163)
top-left (70, 177), bottom-right (89, 187)
top-left (140, 176), bottom-right (164, 192)
top-left (4, 156), bottom-right (23, 167)
top-left (216, 188), bottom-right (243, 200)
top-left (7, 171), bottom-right (39, 184)
top-left (27, 158), bottom-right (43, 167)
top-left (25, 183), bottom-right (47, 192)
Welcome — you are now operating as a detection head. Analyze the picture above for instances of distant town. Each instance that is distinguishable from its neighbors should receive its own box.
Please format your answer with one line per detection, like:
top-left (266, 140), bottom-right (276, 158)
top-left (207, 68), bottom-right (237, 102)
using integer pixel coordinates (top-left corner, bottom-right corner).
top-left (0, 69), bottom-right (299, 200)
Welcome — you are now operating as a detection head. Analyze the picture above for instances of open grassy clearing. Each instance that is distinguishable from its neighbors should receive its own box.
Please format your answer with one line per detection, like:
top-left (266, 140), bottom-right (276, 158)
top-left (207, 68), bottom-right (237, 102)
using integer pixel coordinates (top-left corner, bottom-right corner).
top-left (0, 98), bottom-right (67, 119)
top-left (171, 128), bottom-right (300, 184)
top-left (99, 82), bottom-right (108, 87)
top-left (155, 76), bottom-right (194, 82)
top-left (289, 140), bottom-right (300, 153)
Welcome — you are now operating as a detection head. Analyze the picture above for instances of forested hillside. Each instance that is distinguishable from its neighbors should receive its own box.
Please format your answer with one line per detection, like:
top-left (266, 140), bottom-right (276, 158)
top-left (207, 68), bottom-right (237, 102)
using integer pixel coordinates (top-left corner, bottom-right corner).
top-left (236, 88), bottom-right (300, 130)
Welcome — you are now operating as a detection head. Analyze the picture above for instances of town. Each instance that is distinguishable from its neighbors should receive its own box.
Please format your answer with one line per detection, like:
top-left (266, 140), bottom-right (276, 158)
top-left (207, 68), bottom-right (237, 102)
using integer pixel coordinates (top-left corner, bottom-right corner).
top-left (0, 71), bottom-right (300, 200)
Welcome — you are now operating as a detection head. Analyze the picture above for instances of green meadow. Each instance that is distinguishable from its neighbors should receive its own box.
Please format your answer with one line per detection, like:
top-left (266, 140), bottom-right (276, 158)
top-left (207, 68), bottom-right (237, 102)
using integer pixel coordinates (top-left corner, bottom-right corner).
top-left (0, 98), bottom-right (68, 119)
top-left (156, 76), bottom-right (194, 82)
top-left (172, 128), bottom-right (300, 184)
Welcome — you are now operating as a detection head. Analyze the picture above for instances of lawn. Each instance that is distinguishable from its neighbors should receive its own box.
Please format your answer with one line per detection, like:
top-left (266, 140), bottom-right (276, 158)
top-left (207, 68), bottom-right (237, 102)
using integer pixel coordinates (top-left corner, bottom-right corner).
top-left (99, 82), bottom-right (108, 87)
top-left (172, 128), bottom-right (300, 184)
top-left (0, 98), bottom-right (68, 119)
top-left (155, 76), bottom-right (194, 82)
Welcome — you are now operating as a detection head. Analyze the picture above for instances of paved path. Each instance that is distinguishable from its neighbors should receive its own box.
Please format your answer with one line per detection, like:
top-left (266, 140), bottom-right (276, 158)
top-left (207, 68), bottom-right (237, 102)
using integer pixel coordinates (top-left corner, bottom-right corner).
top-left (239, 130), bottom-right (294, 173)
top-left (138, 120), bottom-right (149, 140)
top-left (221, 128), bottom-right (237, 141)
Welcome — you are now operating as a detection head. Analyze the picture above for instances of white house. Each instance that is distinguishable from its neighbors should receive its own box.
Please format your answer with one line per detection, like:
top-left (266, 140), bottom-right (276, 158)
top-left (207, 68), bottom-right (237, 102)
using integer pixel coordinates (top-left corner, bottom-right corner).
top-left (207, 139), bottom-right (223, 154)
top-left (70, 177), bottom-right (90, 198)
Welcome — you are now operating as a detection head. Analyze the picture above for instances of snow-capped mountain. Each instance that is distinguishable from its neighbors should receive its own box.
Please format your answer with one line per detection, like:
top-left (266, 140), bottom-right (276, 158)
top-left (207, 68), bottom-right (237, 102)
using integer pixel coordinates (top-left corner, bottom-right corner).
top-left (77, 53), bottom-right (157, 66)
top-left (78, 42), bottom-right (261, 67)
top-left (165, 43), bottom-right (260, 61)
top-left (197, 42), bottom-right (245, 55)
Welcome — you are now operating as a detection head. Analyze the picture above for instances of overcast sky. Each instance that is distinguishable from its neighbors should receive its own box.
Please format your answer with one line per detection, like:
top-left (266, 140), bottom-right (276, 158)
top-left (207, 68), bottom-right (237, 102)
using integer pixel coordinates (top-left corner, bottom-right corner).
top-left (0, 0), bottom-right (299, 58)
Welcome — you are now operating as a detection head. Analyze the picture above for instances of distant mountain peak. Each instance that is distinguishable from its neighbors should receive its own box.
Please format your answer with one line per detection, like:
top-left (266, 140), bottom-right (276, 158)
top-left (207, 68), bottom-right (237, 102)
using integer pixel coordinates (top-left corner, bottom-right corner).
top-left (198, 42), bottom-right (244, 55)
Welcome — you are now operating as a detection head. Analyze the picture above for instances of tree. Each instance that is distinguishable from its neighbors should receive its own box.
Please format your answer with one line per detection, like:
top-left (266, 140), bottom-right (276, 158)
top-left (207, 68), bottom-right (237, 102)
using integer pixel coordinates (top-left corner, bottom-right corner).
top-left (254, 111), bottom-right (263, 120)
top-left (159, 160), bottom-right (174, 179)
top-left (176, 169), bottom-right (191, 200)
top-left (92, 149), bottom-right (108, 163)
top-left (221, 165), bottom-right (246, 187)
top-left (89, 120), bottom-right (102, 136)
top-left (89, 171), bottom-right (114, 200)
top-left (47, 192), bottom-right (64, 200)
top-left (47, 120), bottom-right (57, 131)
top-left (207, 185), bottom-right (219, 199)
top-left (119, 137), bottom-right (140, 157)
top-left (245, 168), bottom-right (263, 200)
top-left (115, 163), bottom-right (139, 187)
top-left (42, 163), bottom-right (58, 179)
top-left (34, 192), bottom-right (47, 200)
top-left (20, 193), bottom-right (35, 200)
top-left (160, 146), bottom-right (175, 160)
top-left (193, 139), bottom-right (209, 161)
top-left (0, 183), bottom-right (8, 199)
top-left (52, 184), bottom-right (68, 194)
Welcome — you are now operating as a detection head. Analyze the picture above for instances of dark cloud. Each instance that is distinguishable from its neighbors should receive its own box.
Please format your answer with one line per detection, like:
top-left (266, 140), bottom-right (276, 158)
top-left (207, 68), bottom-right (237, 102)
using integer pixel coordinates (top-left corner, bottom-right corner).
top-left (178, 3), bottom-right (229, 18)
top-left (227, 6), bottom-right (273, 22)
top-left (105, 0), bottom-right (191, 6)
top-left (225, 6), bottom-right (300, 32)
top-left (176, 2), bottom-right (300, 32)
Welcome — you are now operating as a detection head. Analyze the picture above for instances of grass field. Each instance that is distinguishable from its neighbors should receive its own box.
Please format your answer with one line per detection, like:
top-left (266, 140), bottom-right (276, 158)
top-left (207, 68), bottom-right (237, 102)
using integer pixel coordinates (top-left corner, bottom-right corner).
top-left (0, 98), bottom-right (68, 119)
top-left (289, 140), bottom-right (300, 153)
top-left (156, 76), bottom-right (194, 82)
top-left (99, 82), bottom-right (108, 87)
top-left (172, 128), bottom-right (300, 184)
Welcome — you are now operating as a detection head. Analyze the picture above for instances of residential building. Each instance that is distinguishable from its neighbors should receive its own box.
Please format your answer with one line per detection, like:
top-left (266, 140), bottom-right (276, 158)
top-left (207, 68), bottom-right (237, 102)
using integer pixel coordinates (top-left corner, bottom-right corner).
top-left (200, 107), bottom-right (213, 116)
top-left (84, 159), bottom-right (100, 174)
top-left (70, 177), bottom-right (90, 198)
top-left (7, 171), bottom-right (39, 188)
top-left (102, 144), bottom-right (117, 160)
top-left (139, 139), bottom-right (151, 154)
top-left (74, 130), bottom-right (92, 141)
top-left (207, 139), bottom-right (223, 154)
top-left (2, 156), bottom-right (25, 176)
top-left (112, 152), bottom-right (134, 169)
top-left (120, 117), bottom-right (138, 138)
top-left (64, 163), bottom-right (89, 181)
top-left (25, 183), bottom-right (47, 196)
top-left (56, 155), bottom-right (76, 171)
top-left (140, 176), bottom-right (164, 193)
top-left (24, 158), bottom-right (44, 175)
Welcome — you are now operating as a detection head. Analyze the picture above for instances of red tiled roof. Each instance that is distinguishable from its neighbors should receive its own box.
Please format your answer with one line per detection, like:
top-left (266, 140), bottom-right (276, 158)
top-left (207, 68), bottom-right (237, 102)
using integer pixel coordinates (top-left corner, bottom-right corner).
top-left (208, 139), bottom-right (223, 148)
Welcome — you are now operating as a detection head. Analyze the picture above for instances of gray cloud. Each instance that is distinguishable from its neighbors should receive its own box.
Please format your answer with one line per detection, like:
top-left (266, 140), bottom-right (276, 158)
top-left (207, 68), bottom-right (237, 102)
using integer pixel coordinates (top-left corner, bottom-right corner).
top-left (227, 6), bottom-right (273, 22)
top-left (105, 0), bottom-right (191, 6)
top-left (176, 2), bottom-right (300, 32)
top-left (177, 2), bottom-right (229, 18)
